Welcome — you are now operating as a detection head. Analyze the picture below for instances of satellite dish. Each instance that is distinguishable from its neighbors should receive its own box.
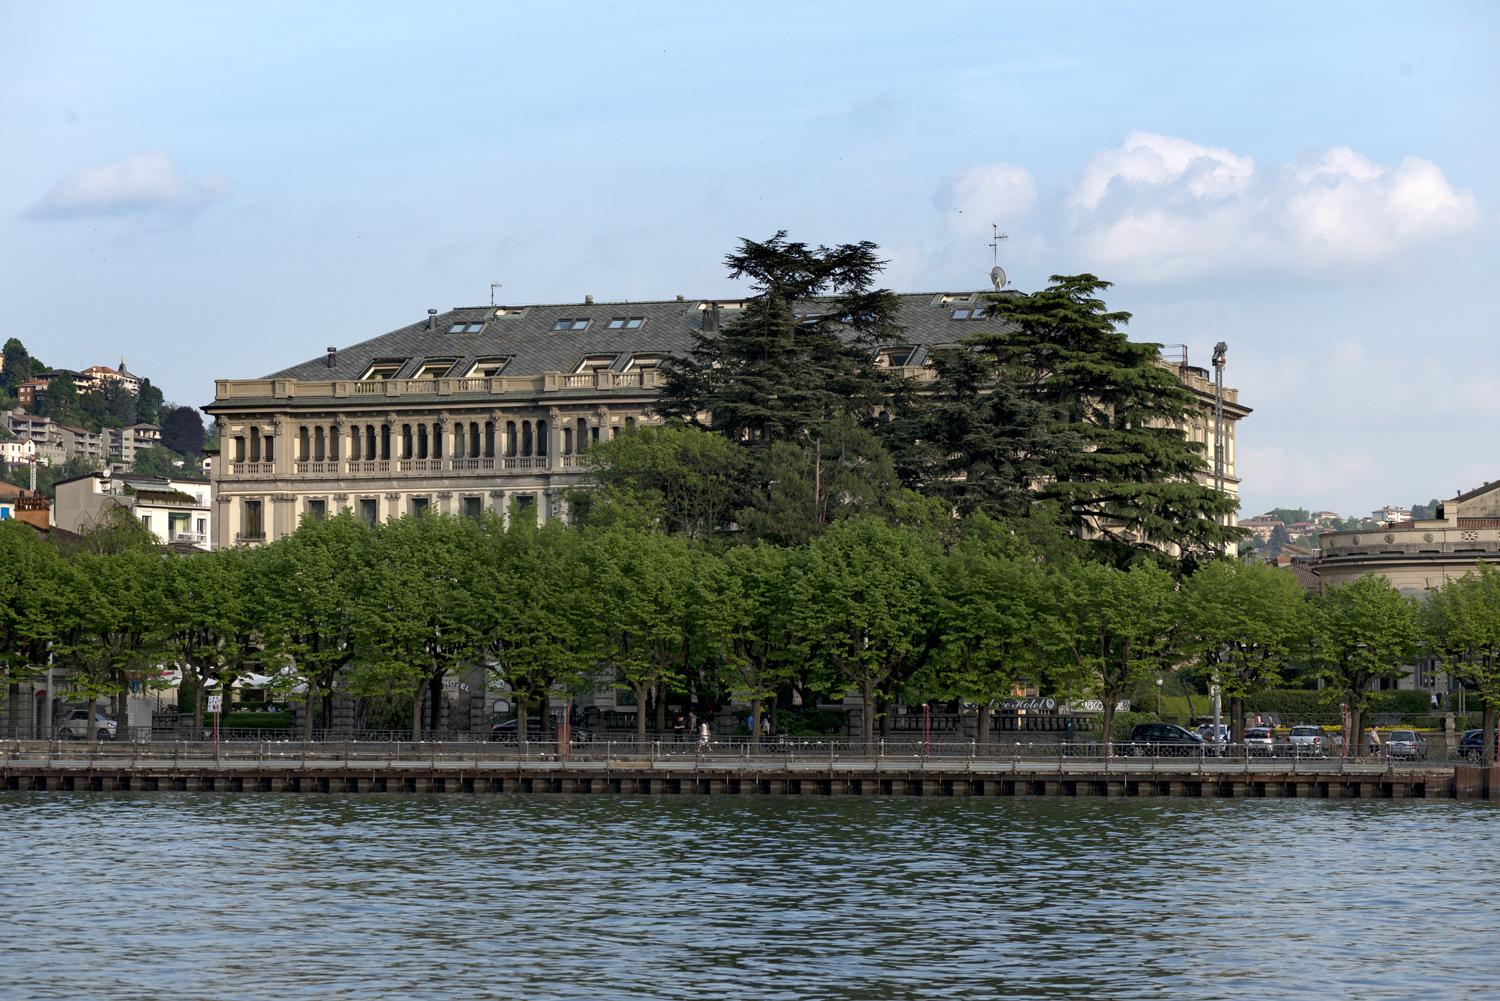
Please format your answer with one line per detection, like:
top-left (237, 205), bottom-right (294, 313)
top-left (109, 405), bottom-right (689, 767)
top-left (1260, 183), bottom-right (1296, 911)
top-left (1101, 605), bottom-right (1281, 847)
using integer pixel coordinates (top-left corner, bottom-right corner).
top-left (990, 265), bottom-right (1007, 291)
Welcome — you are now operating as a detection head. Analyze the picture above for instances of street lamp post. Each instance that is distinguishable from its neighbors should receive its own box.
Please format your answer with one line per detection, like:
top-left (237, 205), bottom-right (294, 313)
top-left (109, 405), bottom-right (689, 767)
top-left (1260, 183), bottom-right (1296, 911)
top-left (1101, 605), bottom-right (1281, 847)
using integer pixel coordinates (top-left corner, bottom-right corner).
top-left (1155, 677), bottom-right (1164, 717)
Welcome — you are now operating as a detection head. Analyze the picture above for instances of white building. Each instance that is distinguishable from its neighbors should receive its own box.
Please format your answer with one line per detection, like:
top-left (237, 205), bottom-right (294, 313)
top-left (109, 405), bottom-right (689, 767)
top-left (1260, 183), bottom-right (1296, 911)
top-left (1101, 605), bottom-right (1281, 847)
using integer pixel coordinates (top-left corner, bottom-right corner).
top-left (54, 470), bottom-right (213, 549)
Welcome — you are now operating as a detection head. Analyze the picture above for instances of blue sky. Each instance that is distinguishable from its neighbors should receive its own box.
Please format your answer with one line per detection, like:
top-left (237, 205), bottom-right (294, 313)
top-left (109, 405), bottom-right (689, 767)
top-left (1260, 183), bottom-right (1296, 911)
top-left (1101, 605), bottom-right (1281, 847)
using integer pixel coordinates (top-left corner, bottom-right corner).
top-left (3, 1), bottom-right (1496, 517)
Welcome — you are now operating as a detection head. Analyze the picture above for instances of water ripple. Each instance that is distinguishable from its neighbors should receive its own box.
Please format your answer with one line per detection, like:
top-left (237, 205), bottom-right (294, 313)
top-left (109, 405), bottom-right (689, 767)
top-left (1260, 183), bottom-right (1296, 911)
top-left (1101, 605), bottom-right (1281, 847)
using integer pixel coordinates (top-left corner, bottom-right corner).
top-left (2, 795), bottom-right (1496, 1000)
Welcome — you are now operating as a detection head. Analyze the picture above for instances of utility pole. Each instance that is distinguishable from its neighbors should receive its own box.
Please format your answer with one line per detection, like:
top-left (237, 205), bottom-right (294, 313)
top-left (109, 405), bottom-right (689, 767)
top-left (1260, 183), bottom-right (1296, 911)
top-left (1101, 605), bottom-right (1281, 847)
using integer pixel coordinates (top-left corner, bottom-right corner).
top-left (1211, 342), bottom-right (1228, 743)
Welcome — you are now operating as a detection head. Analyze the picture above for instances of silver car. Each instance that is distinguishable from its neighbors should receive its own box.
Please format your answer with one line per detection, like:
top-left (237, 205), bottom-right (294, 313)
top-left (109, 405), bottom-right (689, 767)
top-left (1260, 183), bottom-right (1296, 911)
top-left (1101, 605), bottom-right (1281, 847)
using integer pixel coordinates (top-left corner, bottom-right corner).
top-left (56, 709), bottom-right (117, 740)
top-left (1288, 725), bottom-right (1327, 757)
top-left (1386, 729), bottom-right (1426, 760)
top-left (1244, 726), bottom-right (1276, 756)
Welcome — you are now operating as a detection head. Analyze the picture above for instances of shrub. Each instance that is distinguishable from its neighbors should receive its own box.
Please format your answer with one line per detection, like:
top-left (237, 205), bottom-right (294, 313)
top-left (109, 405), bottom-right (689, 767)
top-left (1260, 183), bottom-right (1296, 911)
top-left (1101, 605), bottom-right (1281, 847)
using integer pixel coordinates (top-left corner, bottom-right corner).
top-left (777, 707), bottom-right (846, 736)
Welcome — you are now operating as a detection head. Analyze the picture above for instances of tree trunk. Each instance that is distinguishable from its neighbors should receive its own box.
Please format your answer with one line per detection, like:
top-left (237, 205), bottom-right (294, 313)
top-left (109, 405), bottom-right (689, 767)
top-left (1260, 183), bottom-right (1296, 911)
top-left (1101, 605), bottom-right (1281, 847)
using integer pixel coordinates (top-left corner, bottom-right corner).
top-left (6, 680), bottom-right (18, 739)
top-left (751, 698), bottom-right (763, 744)
top-left (1102, 699), bottom-right (1117, 756)
top-left (515, 693), bottom-right (529, 754)
top-left (303, 683), bottom-right (317, 741)
top-left (1350, 704), bottom-right (1363, 758)
top-left (862, 679), bottom-right (875, 751)
top-left (193, 676), bottom-right (206, 741)
top-left (635, 682), bottom-right (648, 746)
top-left (1484, 703), bottom-right (1497, 767)
top-left (1230, 696), bottom-right (1244, 743)
top-left (539, 690), bottom-right (551, 741)
top-left (410, 685), bottom-right (423, 742)
top-left (428, 673), bottom-right (443, 738)
top-left (977, 703), bottom-right (991, 746)
top-left (654, 680), bottom-right (667, 735)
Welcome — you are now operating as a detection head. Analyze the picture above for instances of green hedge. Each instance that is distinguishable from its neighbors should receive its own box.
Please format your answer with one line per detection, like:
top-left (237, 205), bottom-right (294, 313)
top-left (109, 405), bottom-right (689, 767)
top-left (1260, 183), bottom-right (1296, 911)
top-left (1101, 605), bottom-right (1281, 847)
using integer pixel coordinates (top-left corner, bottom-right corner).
top-left (220, 710), bottom-right (294, 729)
top-left (777, 707), bottom-right (847, 736)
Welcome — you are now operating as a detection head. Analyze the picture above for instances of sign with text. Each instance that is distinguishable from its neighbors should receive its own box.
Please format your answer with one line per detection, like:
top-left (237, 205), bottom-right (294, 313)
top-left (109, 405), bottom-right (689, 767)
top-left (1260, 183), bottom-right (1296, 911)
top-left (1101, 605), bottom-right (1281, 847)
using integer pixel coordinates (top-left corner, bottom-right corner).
top-left (207, 695), bottom-right (223, 714)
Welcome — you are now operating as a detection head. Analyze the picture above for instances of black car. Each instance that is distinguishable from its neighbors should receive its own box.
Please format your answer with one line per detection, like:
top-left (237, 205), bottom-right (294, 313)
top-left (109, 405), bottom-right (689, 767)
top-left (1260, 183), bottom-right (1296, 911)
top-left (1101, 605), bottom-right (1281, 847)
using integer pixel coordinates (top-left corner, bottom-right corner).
top-left (1125, 723), bottom-right (1207, 756)
top-left (1458, 728), bottom-right (1493, 762)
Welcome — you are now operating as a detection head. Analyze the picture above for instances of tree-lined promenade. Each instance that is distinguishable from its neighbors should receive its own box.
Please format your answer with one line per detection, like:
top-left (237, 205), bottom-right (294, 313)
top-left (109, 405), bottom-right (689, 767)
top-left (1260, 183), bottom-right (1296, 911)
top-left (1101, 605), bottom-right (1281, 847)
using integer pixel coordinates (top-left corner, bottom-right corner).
top-left (3, 504), bottom-right (1498, 760)
top-left (2, 236), bottom-right (1496, 760)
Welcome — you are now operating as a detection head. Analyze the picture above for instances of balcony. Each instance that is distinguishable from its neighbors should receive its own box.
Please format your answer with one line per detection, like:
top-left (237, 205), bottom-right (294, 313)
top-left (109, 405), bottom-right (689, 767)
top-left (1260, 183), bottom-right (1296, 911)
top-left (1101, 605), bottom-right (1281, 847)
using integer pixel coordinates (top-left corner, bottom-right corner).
top-left (213, 368), bottom-right (662, 403)
top-left (169, 531), bottom-right (208, 547)
top-left (219, 455), bottom-right (587, 479)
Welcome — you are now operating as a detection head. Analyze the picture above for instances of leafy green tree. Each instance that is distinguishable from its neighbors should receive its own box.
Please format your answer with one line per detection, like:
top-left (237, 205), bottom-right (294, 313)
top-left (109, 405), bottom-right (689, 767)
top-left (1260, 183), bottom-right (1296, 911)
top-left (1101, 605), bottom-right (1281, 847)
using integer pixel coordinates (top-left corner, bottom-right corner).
top-left (791, 518), bottom-right (938, 748)
top-left (696, 543), bottom-right (798, 739)
top-left (580, 421), bottom-right (747, 539)
top-left (884, 345), bottom-right (1077, 519)
top-left (585, 527), bottom-right (694, 744)
top-left (1423, 564), bottom-right (1500, 765)
top-left (166, 547), bottom-right (263, 736)
top-left (1309, 574), bottom-right (1420, 756)
top-left (135, 378), bottom-right (164, 426)
top-left (977, 275), bottom-right (1241, 567)
top-left (131, 445), bottom-right (184, 478)
top-left (39, 374), bottom-right (82, 426)
top-left (735, 416), bottom-right (906, 547)
top-left (161, 405), bottom-right (206, 457)
top-left (1181, 560), bottom-right (1309, 739)
top-left (0, 522), bottom-right (65, 737)
top-left (260, 513), bottom-right (371, 739)
top-left (69, 549), bottom-right (172, 738)
top-left (1, 338), bottom-right (37, 392)
top-left (351, 515), bottom-right (484, 740)
top-left (476, 519), bottom-right (599, 751)
top-left (658, 231), bottom-right (900, 450)
top-left (1045, 559), bottom-right (1179, 752)
top-left (930, 516), bottom-right (1048, 742)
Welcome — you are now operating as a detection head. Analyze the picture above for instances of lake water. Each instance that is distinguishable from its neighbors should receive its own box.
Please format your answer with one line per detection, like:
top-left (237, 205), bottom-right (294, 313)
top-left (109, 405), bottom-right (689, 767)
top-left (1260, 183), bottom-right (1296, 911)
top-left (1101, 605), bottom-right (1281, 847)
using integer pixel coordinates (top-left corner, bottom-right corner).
top-left (2, 794), bottom-right (1495, 1000)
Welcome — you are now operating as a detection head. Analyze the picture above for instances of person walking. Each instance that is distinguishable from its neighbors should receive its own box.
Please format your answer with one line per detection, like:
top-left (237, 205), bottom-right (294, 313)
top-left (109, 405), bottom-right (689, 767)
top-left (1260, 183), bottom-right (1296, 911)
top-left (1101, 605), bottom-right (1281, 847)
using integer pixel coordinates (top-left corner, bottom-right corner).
top-left (696, 720), bottom-right (710, 752)
top-left (672, 714), bottom-right (686, 744)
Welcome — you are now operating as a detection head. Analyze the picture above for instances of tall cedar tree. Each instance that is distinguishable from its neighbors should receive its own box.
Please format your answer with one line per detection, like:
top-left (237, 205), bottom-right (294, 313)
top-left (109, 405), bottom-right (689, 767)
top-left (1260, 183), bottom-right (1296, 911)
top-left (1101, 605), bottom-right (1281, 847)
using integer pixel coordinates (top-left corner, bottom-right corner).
top-left (657, 232), bottom-right (902, 449)
top-left (975, 275), bottom-right (1241, 566)
top-left (884, 345), bottom-right (1077, 519)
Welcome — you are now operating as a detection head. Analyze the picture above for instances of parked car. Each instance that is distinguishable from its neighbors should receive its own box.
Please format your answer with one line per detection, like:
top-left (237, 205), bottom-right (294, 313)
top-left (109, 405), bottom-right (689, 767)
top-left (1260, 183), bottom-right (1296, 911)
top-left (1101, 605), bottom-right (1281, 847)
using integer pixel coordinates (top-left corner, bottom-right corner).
top-left (56, 709), bottom-right (117, 740)
top-left (488, 719), bottom-right (593, 745)
top-left (1385, 729), bottom-right (1426, 760)
top-left (1244, 726), bottom-right (1276, 756)
top-left (1458, 728), bottom-right (1493, 761)
top-left (1196, 723), bottom-right (1232, 745)
top-left (1125, 723), bottom-right (1206, 756)
top-left (1288, 725), bottom-right (1328, 758)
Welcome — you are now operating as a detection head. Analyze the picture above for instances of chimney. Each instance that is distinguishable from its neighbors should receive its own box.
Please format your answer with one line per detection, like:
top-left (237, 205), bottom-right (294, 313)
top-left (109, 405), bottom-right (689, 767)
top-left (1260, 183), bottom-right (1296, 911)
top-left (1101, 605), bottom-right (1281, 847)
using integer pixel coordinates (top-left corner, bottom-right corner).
top-left (704, 302), bottom-right (720, 332)
top-left (585, 294), bottom-right (594, 305)
top-left (326, 346), bottom-right (338, 369)
top-left (427, 308), bottom-right (438, 330)
top-left (675, 294), bottom-right (684, 302)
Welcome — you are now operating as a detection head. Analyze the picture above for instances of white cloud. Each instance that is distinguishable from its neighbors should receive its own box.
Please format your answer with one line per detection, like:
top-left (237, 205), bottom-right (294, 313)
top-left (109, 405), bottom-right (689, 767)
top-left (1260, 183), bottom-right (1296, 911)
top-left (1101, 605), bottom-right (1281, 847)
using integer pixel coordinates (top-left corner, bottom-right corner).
top-left (1066, 133), bottom-right (1479, 281)
top-left (25, 153), bottom-right (230, 220)
top-left (937, 162), bottom-right (1036, 238)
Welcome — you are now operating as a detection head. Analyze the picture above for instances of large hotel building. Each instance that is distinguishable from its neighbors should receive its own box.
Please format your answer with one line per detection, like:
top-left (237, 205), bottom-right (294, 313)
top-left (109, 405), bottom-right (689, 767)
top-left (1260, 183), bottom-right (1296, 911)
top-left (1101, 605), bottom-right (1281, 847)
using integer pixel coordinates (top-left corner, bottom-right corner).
top-left (204, 291), bottom-right (1248, 548)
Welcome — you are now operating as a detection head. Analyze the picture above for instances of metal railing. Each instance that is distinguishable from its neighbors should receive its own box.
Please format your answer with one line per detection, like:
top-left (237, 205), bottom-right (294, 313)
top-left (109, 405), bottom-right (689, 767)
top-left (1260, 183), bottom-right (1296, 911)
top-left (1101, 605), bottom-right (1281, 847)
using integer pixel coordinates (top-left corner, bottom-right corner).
top-left (9, 737), bottom-right (1481, 771)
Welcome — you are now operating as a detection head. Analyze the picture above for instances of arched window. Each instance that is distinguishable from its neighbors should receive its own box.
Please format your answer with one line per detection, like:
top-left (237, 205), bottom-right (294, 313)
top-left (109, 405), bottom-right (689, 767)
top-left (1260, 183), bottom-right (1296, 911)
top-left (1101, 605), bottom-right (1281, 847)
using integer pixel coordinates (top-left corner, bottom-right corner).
top-left (506, 421), bottom-right (518, 457)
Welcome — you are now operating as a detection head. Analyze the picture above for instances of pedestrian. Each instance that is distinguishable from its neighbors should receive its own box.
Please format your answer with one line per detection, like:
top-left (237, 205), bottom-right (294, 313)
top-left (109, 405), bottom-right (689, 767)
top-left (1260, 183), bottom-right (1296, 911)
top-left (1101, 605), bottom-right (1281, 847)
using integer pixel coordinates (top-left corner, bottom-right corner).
top-left (1368, 729), bottom-right (1382, 757)
top-left (697, 720), bottom-right (710, 751)
top-left (673, 713), bottom-right (686, 743)
top-left (688, 710), bottom-right (698, 737)
top-left (1431, 690), bottom-right (1440, 710)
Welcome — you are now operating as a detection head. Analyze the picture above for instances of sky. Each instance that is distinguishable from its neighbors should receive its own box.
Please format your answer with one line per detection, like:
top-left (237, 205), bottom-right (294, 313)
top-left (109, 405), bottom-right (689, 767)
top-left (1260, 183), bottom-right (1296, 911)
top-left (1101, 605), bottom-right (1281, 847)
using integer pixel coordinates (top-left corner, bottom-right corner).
top-left (2, 1), bottom-right (1496, 518)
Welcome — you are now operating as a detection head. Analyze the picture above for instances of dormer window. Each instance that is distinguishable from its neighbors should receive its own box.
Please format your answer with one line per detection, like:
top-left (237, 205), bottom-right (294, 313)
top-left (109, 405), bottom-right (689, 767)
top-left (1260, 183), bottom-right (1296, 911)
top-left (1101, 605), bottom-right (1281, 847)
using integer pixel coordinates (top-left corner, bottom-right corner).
top-left (413, 359), bottom-right (458, 379)
top-left (606, 316), bottom-right (646, 330)
top-left (575, 355), bottom-right (618, 373)
top-left (552, 318), bottom-right (591, 331)
top-left (624, 354), bottom-right (664, 371)
top-left (463, 357), bottom-right (511, 378)
top-left (359, 361), bottom-right (402, 381)
top-left (876, 347), bottom-right (918, 368)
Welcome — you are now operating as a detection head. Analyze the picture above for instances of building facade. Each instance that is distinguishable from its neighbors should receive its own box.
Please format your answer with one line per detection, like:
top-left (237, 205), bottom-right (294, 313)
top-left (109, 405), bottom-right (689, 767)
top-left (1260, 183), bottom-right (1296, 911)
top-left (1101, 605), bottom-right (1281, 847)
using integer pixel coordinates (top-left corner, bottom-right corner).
top-left (205, 292), bottom-right (1249, 549)
top-left (54, 471), bottom-right (213, 549)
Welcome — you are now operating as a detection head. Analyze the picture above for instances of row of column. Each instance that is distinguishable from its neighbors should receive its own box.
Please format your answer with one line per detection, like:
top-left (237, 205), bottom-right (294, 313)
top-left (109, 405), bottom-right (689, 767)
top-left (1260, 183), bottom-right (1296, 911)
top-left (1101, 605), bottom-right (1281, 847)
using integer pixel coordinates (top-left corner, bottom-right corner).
top-left (231, 412), bottom-right (634, 469)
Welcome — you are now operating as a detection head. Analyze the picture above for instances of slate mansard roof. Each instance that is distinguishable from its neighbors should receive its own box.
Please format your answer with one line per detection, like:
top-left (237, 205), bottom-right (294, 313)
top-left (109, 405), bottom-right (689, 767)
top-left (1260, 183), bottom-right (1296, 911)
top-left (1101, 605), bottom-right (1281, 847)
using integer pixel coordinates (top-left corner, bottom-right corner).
top-left (262, 292), bottom-right (1014, 383)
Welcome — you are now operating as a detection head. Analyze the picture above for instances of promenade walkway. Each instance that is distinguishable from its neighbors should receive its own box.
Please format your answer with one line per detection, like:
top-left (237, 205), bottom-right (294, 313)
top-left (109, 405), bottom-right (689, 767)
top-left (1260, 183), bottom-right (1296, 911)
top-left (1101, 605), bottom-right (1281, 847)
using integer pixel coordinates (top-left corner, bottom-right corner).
top-left (4, 739), bottom-right (1493, 800)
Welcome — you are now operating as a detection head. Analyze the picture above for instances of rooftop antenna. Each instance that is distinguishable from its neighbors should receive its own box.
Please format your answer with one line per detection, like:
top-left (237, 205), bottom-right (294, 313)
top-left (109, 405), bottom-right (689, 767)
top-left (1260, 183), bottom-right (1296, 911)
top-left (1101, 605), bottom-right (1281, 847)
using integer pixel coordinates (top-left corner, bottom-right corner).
top-left (490, 282), bottom-right (503, 307)
top-left (988, 224), bottom-right (1008, 291)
